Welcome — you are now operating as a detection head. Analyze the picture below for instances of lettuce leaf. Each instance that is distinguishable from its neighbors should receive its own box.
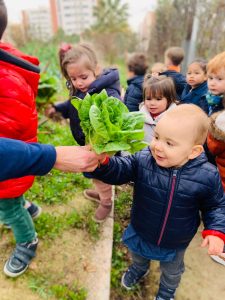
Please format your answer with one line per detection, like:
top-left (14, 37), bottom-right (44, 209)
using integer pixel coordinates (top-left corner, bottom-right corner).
top-left (71, 90), bottom-right (149, 154)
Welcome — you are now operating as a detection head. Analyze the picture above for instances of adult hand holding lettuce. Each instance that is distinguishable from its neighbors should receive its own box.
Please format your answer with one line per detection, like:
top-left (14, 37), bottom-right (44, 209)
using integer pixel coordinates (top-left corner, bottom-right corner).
top-left (71, 90), bottom-right (148, 157)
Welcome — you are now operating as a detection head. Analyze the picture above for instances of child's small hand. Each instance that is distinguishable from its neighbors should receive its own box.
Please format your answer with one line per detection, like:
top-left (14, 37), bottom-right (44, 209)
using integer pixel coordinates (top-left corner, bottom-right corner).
top-left (201, 235), bottom-right (224, 255)
top-left (85, 146), bottom-right (109, 166)
top-left (45, 105), bottom-right (56, 118)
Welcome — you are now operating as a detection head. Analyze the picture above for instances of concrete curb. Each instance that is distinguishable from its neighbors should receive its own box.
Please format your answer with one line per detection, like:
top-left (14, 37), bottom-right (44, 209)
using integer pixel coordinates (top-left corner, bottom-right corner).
top-left (86, 186), bottom-right (115, 300)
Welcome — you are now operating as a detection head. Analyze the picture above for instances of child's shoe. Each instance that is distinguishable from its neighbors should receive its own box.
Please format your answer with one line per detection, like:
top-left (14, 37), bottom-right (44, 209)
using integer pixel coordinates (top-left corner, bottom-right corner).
top-left (3, 238), bottom-right (38, 277)
top-left (154, 297), bottom-right (174, 300)
top-left (25, 201), bottom-right (42, 219)
top-left (83, 189), bottom-right (100, 203)
top-left (93, 202), bottom-right (112, 223)
top-left (210, 254), bottom-right (225, 266)
top-left (121, 264), bottom-right (149, 290)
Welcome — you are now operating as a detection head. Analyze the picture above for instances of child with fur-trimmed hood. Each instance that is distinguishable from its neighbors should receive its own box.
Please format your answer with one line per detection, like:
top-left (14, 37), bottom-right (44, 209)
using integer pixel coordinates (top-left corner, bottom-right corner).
top-left (207, 110), bottom-right (225, 267)
top-left (208, 110), bottom-right (225, 190)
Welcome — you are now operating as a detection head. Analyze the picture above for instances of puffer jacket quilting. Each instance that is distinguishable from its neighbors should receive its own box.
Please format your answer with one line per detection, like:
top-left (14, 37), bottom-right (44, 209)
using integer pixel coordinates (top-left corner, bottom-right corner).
top-left (0, 43), bottom-right (40, 198)
top-left (89, 147), bottom-right (225, 249)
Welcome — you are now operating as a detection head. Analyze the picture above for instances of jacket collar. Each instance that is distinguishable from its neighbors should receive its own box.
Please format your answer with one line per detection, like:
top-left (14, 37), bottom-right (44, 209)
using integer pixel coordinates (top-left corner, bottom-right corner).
top-left (184, 81), bottom-right (208, 96)
top-left (127, 75), bottom-right (144, 85)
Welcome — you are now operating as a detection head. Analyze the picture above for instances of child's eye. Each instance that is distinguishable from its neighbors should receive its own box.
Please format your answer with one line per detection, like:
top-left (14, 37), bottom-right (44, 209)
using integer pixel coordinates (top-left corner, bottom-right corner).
top-left (81, 76), bottom-right (88, 80)
top-left (166, 141), bottom-right (173, 146)
top-left (157, 98), bottom-right (162, 101)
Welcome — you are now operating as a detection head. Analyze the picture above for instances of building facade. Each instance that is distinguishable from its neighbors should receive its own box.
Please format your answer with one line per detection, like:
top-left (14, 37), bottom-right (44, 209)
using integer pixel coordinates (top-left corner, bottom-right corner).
top-left (22, 0), bottom-right (97, 41)
top-left (50, 0), bottom-right (97, 35)
top-left (22, 7), bottom-right (53, 41)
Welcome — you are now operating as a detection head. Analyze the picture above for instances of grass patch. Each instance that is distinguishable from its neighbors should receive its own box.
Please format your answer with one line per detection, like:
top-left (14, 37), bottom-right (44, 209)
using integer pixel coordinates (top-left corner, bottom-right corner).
top-left (26, 119), bottom-right (91, 206)
top-left (28, 273), bottom-right (87, 300)
top-left (35, 208), bottom-right (100, 241)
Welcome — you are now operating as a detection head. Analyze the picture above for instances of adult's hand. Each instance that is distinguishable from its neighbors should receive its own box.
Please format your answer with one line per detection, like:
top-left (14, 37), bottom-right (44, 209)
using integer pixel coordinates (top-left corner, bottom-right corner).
top-left (54, 145), bottom-right (105, 173)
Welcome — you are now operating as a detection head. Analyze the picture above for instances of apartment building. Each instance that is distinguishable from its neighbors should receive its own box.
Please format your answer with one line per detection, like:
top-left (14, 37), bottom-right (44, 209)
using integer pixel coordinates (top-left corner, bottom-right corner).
top-left (50, 0), bottom-right (97, 35)
top-left (139, 11), bottom-right (155, 52)
top-left (22, 7), bottom-right (53, 41)
top-left (22, 0), bottom-right (97, 41)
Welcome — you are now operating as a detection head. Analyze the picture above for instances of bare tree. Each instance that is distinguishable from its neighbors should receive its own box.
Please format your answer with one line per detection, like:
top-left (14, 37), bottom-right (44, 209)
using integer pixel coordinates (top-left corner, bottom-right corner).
top-left (148, 0), bottom-right (225, 65)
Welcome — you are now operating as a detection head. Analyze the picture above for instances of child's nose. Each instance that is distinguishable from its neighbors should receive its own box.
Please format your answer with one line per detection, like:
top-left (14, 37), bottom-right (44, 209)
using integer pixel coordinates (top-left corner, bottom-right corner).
top-left (155, 141), bottom-right (163, 151)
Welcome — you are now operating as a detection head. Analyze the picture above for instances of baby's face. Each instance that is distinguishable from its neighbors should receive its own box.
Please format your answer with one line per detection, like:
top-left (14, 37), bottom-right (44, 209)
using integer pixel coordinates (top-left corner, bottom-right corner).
top-left (207, 68), bottom-right (225, 95)
top-left (150, 116), bottom-right (195, 168)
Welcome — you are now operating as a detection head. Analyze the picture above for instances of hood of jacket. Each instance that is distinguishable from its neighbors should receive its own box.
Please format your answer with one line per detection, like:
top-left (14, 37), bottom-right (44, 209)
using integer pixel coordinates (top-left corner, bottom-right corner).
top-left (0, 43), bottom-right (40, 94)
top-left (139, 102), bottom-right (177, 125)
top-left (127, 75), bottom-right (144, 87)
top-left (209, 110), bottom-right (225, 142)
top-left (88, 68), bottom-right (121, 96)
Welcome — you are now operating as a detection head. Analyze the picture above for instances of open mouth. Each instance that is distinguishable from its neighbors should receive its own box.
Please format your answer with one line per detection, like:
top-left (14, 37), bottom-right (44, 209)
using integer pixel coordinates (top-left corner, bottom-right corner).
top-left (155, 154), bottom-right (165, 161)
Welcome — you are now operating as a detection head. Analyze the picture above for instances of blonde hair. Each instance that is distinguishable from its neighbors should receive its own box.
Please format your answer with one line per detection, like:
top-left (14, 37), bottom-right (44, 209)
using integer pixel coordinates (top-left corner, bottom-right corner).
top-left (207, 51), bottom-right (225, 74)
top-left (151, 62), bottom-right (166, 74)
top-left (165, 47), bottom-right (185, 66)
top-left (61, 43), bottom-right (100, 96)
top-left (143, 75), bottom-right (177, 108)
top-left (165, 104), bottom-right (210, 144)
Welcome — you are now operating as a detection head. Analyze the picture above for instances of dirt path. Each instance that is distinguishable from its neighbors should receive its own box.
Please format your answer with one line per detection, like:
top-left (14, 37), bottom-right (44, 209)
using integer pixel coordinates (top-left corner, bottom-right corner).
top-left (0, 193), bottom-right (113, 300)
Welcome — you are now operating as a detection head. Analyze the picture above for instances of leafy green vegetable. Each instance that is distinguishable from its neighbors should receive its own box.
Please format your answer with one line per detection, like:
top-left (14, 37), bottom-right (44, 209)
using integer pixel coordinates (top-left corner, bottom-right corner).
top-left (71, 90), bottom-right (148, 154)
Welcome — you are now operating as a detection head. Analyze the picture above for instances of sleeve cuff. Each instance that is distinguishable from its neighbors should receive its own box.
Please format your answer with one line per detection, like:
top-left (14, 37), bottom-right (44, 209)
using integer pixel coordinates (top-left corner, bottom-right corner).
top-left (101, 156), bottom-right (110, 165)
top-left (202, 229), bottom-right (225, 243)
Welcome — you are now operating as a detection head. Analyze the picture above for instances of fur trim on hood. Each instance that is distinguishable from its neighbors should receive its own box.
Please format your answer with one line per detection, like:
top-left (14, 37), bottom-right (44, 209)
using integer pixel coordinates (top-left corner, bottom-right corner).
top-left (209, 110), bottom-right (225, 142)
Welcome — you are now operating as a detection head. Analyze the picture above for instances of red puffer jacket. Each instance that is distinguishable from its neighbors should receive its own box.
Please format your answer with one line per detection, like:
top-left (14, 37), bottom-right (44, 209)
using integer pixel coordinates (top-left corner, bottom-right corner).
top-left (0, 43), bottom-right (40, 198)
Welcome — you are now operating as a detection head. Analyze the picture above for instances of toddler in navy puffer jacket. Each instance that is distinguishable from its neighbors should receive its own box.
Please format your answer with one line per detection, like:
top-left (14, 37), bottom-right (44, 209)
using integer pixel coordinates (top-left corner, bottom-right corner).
top-left (88, 104), bottom-right (225, 300)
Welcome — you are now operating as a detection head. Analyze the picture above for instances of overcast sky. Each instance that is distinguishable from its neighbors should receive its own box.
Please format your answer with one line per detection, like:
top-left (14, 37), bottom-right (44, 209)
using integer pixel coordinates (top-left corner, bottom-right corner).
top-left (4, 0), bottom-right (157, 31)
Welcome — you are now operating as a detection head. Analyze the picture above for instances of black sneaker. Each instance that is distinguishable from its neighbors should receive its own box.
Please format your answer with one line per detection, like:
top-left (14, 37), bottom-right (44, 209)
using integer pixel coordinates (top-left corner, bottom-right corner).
top-left (3, 238), bottom-right (38, 277)
top-left (121, 264), bottom-right (149, 290)
top-left (26, 202), bottom-right (42, 219)
top-left (155, 297), bottom-right (174, 300)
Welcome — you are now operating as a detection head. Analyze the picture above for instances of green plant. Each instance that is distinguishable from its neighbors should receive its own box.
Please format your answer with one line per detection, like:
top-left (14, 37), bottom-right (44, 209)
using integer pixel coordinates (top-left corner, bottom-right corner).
top-left (37, 72), bottom-right (59, 107)
top-left (67, 209), bottom-right (100, 240)
top-left (34, 212), bottom-right (67, 239)
top-left (28, 274), bottom-right (87, 300)
top-left (51, 283), bottom-right (87, 300)
top-left (71, 90), bottom-right (148, 154)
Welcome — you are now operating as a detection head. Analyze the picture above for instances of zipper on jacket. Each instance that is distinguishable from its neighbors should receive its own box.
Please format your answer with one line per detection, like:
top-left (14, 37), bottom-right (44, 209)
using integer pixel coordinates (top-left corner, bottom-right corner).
top-left (157, 170), bottom-right (177, 246)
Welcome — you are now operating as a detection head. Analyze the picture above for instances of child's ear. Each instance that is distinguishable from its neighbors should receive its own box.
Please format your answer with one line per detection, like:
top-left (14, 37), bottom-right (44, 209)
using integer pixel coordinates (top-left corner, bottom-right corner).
top-left (188, 145), bottom-right (204, 160)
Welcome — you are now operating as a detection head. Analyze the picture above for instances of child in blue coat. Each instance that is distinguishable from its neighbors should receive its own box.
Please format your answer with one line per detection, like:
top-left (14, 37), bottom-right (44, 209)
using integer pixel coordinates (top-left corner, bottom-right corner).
top-left (124, 53), bottom-right (148, 111)
top-left (181, 58), bottom-right (208, 113)
top-left (88, 104), bottom-right (225, 300)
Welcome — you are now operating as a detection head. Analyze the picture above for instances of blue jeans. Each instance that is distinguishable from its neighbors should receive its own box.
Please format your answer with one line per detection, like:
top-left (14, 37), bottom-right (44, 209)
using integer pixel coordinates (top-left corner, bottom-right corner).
top-left (130, 248), bottom-right (186, 298)
top-left (0, 195), bottom-right (36, 243)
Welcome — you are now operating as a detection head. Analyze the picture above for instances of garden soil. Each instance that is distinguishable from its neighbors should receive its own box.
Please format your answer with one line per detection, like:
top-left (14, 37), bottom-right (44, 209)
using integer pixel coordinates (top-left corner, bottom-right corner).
top-left (0, 195), bottom-right (225, 300)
